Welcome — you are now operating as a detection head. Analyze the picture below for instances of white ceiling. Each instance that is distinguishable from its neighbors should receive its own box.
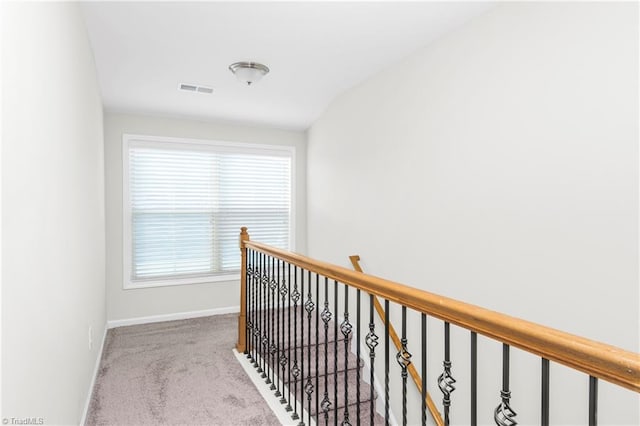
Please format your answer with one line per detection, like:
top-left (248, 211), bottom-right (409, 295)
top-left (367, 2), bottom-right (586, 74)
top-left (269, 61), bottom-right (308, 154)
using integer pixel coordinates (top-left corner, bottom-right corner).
top-left (81, 2), bottom-right (494, 131)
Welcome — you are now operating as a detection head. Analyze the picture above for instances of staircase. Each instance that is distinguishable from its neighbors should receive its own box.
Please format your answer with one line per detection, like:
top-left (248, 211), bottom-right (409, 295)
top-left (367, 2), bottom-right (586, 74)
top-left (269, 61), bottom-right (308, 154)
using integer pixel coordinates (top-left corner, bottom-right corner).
top-left (248, 306), bottom-right (384, 425)
top-left (240, 233), bottom-right (640, 426)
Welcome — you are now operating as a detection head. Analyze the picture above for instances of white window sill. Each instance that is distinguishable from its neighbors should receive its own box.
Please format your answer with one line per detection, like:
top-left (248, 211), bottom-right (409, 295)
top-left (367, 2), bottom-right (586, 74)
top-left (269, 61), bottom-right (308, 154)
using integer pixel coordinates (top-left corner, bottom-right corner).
top-left (124, 273), bottom-right (240, 290)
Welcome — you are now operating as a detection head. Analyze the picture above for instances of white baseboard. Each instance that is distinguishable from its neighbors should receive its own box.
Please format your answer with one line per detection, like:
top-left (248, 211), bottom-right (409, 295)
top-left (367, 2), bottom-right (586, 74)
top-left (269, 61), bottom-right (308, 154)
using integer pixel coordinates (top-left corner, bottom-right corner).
top-left (80, 323), bottom-right (108, 426)
top-left (106, 306), bottom-right (240, 329)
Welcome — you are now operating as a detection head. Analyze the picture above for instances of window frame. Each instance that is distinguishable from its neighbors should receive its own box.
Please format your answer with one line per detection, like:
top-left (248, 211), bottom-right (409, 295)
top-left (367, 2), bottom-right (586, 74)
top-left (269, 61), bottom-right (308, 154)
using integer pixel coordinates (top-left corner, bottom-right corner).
top-left (122, 133), bottom-right (296, 290)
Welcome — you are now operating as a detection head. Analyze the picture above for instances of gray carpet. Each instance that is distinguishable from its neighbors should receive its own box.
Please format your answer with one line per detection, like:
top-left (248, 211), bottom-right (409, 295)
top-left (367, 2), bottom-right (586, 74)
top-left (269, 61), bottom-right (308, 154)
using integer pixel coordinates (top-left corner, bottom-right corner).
top-left (86, 314), bottom-right (280, 425)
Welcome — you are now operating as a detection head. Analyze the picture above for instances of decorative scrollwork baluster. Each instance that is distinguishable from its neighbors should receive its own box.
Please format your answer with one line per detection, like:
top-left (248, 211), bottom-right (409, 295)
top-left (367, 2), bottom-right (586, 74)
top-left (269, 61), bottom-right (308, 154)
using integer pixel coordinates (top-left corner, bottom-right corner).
top-left (321, 277), bottom-right (332, 425)
top-left (274, 257), bottom-right (282, 398)
top-left (251, 250), bottom-right (258, 365)
top-left (395, 306), bottom-right (412, 426)
top-left (315, 273), bottom-right (320, 421)
top-left (253, 325), bottom-right (261, 369)
top-left (365, 323), bottom-right (379, 353)
top-left (365, 294), bottom-right (378, 426)
top-left (279, 265), bottom-right (288, 405)
top-left (340, 284), bottom-right (353, 426)
top-left (269, 262), bottom-right (278, 390)
top-left (285, 263), bottom-right (293, 412)
top-left (246, 262), bottom-right (254, 359)
top-left (292, 362), bottom-right (301, 379)
top-left (290, 266), bottom-right (300, 421)
top-left (494, 391), bottom-right (517, 426)
top-left (299, 268), bottom-right (305, 426)
top-left (321, 397), bottom-right (331, 425)
top-left (304, 271), bottom-right (315, 426)
top-left (494, 344), bottom-right (517, 426)
top-left (438, 322), bottom-right (456, 425)
top-left (261, 260), bottom-right (270, 380)
top-left (304, 379), bottom-right (314, 409)
top-left (255, 254), bottom-right (263, 372)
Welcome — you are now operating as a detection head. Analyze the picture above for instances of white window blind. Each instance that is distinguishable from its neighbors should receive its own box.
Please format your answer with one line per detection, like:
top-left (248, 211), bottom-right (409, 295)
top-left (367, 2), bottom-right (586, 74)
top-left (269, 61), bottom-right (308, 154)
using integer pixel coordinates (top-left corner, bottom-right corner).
top-left (125, 136), bottom-right (292, 285)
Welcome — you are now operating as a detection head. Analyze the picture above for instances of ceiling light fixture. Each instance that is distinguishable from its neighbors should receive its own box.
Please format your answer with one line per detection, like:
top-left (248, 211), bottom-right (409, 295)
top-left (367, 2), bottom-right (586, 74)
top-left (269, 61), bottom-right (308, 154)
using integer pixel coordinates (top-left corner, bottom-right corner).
top-left (229, 62), bottom-right (270, 86)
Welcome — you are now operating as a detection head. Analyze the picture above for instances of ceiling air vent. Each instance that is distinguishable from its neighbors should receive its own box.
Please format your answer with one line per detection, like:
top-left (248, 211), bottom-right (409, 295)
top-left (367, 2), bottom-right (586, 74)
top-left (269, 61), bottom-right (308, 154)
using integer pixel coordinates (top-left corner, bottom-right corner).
top-left (179, 83), bottom-right (213, 94)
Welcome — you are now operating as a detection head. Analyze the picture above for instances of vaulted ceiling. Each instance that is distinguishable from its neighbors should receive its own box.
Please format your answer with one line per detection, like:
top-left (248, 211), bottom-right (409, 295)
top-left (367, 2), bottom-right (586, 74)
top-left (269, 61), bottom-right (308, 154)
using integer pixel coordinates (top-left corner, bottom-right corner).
top-left (82, 2), bottom-right (494, 131)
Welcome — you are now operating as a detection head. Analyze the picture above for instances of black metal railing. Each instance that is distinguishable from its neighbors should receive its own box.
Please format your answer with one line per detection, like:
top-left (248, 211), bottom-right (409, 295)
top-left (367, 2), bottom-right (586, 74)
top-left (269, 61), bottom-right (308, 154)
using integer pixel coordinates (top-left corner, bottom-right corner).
top-left (245, 246), bottom-right (374, 425)
top-left (236, 228), bottom-right (640, 426)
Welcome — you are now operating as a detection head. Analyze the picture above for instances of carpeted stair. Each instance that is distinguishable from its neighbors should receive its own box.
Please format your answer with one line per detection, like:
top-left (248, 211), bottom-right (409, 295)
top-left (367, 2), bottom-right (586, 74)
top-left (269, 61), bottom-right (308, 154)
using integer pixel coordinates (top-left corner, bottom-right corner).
top-left (250, 306), bottom-right (384, 424)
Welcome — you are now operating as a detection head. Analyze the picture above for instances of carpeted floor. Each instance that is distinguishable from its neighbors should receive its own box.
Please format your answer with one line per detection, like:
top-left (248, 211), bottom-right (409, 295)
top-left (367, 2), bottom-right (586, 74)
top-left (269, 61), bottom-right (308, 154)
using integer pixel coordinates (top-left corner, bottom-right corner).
top-left (86, 314), bottom-right (280, 425)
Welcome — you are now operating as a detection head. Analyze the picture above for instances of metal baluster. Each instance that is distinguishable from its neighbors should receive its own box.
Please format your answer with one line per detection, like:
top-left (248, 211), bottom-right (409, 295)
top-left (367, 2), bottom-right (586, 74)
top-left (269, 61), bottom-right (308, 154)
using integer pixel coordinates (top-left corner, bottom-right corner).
top-left (305, 270), bottom-right (315, 426)
top-left (395, 306), bottom-right (412, 426)
top-left (246, 249), bottom-right (253, 361)
top-left (421, 314), bottom-right (427, 426)
top-left (286, 262), bottom-right (293, 412)
top-left (341, 284), bottom-right (353, 425)
top-left (258, 253), bottom-right (265, 376)
top-left (252, 250), bottom-right (259, 368)
top-left (299, 268), bottom-right (306, 426)
top-left (494, 344), bottom-right (517, 426)
top-left (356, 289), bottom-right (361, 425)
top-left (541, 358), bottom-right (549, 426)
top-left (438, 322), bottom-right (456, 426)
top-left (384, 300), bottom-right (389, 426)
top-left (264, 254), bottom-right (270, 384)
top-left (262, 255), bottom-right (273, 386)
top-left (366, 294), bottom-right (378, 426)
top-left (244, 248), bottom-right (250, 356)
top-left (321, 277), bottom-right (332, 425)
top-left (315, 273), bottom-right (320, 422)
top-left (269, 256), bottom-right (277, 390)
top-left (274, 257), bottom-right (281, 398)
top-left (279, 260), bottom-right (289, 406)
top-left (471, 332), bottom-right (477, 426)
top-left (589, 376), bottom-right (598, 426)
top-left (334, 280), bottom-right (339, 426)
top-left (291, 265), bottom-right (301, 421)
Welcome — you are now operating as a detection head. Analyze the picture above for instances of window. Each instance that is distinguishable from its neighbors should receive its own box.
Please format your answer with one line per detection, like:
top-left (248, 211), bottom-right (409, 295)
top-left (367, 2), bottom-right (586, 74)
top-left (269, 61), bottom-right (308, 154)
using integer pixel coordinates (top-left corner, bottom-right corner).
top-left (123, 134), bottom-right (293, 289)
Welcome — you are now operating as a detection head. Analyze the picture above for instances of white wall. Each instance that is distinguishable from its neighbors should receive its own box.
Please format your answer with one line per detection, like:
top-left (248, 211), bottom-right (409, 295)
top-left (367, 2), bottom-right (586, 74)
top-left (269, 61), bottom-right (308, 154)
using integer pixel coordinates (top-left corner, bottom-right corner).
top-left (105, 113), bottom-right (306, 322)
top-left (2, 3), bottom-right (106, 424)
top-left (308, 2), bottom-right (638, 425)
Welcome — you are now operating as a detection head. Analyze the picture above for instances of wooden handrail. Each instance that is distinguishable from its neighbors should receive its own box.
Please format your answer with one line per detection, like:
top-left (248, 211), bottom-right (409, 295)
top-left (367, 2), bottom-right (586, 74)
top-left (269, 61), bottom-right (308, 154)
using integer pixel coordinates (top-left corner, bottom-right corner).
top-left (244, 239), bottom-right (640, 393)
top-left (349, 255), bottom-right (444, 426)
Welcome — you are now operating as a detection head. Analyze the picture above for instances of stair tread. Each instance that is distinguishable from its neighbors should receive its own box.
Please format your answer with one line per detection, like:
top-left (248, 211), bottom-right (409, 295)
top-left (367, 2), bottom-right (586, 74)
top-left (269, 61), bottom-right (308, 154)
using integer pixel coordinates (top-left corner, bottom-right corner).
top-left (286, 367), bottom-right (375, 416)
top-left (263, 341), bottom-right (362, 382)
